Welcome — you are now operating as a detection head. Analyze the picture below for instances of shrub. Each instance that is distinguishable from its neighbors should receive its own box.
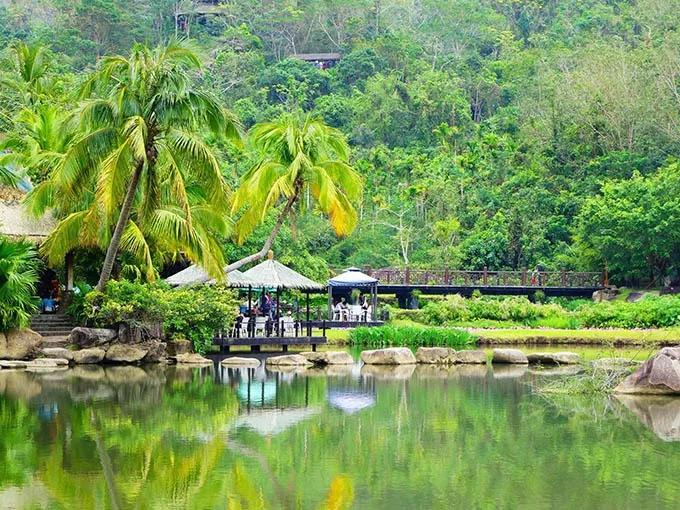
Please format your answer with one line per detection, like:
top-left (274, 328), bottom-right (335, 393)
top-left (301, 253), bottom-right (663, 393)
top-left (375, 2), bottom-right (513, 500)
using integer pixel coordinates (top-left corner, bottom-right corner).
top-left (421, 294), bottom-right (565, 326)
top-left (348, 324), bottom-right (476, 348)
top-left (85, 281), bottom-right (238, 354)
top-left (0, 237), bottom-right (40, 332)
top-left (579, 296), bottom-right (680, 329)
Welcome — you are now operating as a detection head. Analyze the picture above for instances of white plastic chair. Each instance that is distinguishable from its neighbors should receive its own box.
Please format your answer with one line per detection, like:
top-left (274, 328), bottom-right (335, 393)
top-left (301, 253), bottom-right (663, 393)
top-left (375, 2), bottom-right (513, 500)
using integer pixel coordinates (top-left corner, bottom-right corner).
top-left (239, 317), bottom-right (249, 337)
top-left (254, 317), bottom-right (267, 336)
top-left (281, 317), bottom-right (295, 336)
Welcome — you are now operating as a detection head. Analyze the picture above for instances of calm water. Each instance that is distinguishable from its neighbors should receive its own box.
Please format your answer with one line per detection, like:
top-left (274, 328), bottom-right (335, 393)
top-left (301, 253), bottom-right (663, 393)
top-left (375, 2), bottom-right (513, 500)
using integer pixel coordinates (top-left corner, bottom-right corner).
top-left (0, 356), bottom-right (679, 509)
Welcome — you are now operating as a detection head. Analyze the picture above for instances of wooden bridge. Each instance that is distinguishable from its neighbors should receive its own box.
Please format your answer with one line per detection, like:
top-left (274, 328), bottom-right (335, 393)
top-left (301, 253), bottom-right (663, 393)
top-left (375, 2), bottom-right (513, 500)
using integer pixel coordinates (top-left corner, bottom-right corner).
top-left (359, 268), bottom-right (606, 303)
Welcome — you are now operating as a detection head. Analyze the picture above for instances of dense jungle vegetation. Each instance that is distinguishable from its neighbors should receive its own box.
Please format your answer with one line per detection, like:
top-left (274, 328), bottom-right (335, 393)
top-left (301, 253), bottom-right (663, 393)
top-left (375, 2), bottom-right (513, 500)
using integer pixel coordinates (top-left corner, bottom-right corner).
top-left (2, 0), bottom-right (680, 286)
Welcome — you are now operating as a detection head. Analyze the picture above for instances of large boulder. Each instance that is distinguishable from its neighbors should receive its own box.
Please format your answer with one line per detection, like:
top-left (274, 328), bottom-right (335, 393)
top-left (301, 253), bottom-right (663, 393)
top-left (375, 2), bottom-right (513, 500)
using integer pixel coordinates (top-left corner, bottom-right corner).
top-left (72, 348), bottom-right (106, 364)
top-left (415, 347), bottom-right (454, 364)
top-left (360, 347), bottom-right (416, 365)
top-left (592, 288), bottom-right (618, 302)
top-left (615, 347), bottom-right (680, 395)
top-left (527, 352), bottom-right (581, 365)
top-left (265, 354), bottom-right (312, 367)
top-left (301, 351), bottom-right (354, 365)
top-left (117, 321), bottom-right (163, 343)
top-left (105, 344), bottom-right (147, 364)
top-left (0, 329), bottom-right (42, 360)
top-left (68, 327), bottom-right (117, 348)
top-left (221, 357), bottom-right (261, 367)
top-left (41, 347), bottom-right (74, 361)
top-left (174, 353), bottom-right (212, 365)
top-left (166, 339), bottom-right (192, 356)
top-left (453, 350), bottom-right (487, 364)
top-left (141, 340), bottom-right (167, 363)
top-left (492, 348), bottom-right (529, 364)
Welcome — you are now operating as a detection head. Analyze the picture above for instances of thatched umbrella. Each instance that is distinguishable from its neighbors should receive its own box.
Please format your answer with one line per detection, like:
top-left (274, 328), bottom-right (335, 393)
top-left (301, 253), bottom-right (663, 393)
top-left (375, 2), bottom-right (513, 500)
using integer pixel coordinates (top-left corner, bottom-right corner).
top-left (241, 251), bottom-right (324, 333)
top-left (165, 264), bottom-right (253, 288)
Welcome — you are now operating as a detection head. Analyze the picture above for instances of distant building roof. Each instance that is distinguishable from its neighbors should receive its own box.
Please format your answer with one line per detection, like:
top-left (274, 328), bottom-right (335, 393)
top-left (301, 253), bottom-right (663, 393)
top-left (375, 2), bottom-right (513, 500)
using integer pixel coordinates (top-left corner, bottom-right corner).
top-left (292, 53), bottom-right (342, 62)
top-left (0, 187), bottom-right (55, 243)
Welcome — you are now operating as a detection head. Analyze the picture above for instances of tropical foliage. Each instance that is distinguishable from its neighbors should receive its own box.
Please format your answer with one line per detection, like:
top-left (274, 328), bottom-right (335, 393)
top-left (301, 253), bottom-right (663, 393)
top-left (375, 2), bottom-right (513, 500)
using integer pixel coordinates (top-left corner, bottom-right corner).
top-left (0, 237), bottom-right (40, 332)
top-left (84, 280), bottom-right (238, 353)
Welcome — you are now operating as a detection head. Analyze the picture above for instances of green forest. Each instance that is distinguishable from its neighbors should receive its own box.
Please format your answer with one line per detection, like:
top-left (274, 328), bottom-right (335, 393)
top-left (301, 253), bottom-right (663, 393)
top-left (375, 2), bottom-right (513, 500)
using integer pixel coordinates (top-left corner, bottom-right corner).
top-left (2, 0), bottom-right (680, 286)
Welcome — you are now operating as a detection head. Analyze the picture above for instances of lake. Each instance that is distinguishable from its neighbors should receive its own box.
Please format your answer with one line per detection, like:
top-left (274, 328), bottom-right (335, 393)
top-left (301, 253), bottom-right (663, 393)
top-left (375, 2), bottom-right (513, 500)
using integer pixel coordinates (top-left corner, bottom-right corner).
top-left (0, 354), bottom-right (679, 509)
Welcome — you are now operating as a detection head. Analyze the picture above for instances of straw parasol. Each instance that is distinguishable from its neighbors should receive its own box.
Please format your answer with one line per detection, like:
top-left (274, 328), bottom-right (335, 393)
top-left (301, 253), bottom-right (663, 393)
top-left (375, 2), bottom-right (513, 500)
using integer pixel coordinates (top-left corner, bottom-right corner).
top-left (241, 251), bottom-right (324, 291)
top-left (165, 264), bottom-right (254, 288)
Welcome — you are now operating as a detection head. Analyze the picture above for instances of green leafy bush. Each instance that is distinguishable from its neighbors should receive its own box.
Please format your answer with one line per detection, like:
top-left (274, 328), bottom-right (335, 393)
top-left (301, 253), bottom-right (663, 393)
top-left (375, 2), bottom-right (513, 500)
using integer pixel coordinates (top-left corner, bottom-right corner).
top-left (0, 237), bottom-right (40, 332)
top-left (348, 324), bottom-right (476, 348)
top-left (85, 281), bottom-right (238, 354)
top-left (579, 296), bottom-right (680, 328)
top-left (421, 294), bottom-right (565, 326)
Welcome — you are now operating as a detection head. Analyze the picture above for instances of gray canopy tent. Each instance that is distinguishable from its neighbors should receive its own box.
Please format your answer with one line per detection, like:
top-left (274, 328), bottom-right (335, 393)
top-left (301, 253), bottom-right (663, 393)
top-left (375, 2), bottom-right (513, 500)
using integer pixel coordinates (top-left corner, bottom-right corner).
top-left (327, 267), bottom-right (378, 321)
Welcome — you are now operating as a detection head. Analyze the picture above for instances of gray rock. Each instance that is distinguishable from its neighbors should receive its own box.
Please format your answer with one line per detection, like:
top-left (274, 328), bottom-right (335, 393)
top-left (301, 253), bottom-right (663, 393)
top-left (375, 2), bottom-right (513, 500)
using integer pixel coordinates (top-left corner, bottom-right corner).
top-left (415, 347), bottom-right (455, 364)
top-left (141, 340), bottom-right (167, 363)
top-left (453, 350), bottom-right (487, 364)
top-left (73, 348), bottom-right (106, 364)
top-left (492, 348), bottom-right (529, 364)
top-left (0, 329), bottom-right (42, 360)
top-left (68, 327), bottom-right (117, 348)
top-left (0, 360), bottom-right (28, 368)
top-left (527, 352), bottom-right (581, 365)
top-left (41, 347), bottom-right (74, 361)
top-left (360, 347), bottom-right (417, 365)
top-left (265, 354), bottom-right (312, 366)
top-left (220, 357), bottom-right (261, 367)
top-left (615, 347), bottom-right (680, 395)
top-left (29, 358), bottom-right (69, 367)
top-left (105, 344), bottom-right (147, 363)
top-left (592, 288), bottom-right (618, 302)
top-left (174, 353), bottom-right (212, 365)
top-left (301, 351), bottom-right (354, 365)
top-left (166, 339), bottom-right (192, 356)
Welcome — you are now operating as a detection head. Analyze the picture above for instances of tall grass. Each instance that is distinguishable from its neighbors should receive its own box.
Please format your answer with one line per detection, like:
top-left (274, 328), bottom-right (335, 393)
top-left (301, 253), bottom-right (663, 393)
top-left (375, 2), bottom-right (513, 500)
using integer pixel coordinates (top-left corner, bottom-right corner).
top-left (348, 325), bottom-right (476, 348)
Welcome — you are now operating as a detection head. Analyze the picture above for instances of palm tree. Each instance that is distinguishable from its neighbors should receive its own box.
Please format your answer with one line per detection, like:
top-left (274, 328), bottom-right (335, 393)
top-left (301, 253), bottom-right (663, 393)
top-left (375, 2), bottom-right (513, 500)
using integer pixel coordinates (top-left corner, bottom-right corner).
top-left (226, 113), bottom-right (362, 272)
top-left (0, 41), bottom-right (51, 106)
top-left (27, 41), bottom-right (240, 291)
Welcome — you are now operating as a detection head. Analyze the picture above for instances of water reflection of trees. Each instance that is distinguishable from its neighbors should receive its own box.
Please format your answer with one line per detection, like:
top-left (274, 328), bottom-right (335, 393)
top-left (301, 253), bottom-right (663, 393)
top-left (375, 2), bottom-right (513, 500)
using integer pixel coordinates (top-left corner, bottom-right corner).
top-left (0, 365), bottom-right (679, 508)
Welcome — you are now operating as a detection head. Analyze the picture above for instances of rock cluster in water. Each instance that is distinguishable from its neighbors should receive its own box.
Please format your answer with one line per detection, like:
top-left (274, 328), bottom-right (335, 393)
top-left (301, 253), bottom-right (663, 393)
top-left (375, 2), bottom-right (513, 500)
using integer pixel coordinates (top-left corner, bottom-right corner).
top-left (615, 347), bottom-right (680, 395)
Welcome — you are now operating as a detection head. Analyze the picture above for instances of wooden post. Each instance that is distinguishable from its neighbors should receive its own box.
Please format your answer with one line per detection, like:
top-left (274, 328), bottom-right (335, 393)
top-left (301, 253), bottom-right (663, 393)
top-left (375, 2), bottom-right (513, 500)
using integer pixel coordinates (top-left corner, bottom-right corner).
top-left (276, 286), bottom-right (281, 336)
top-left (483, 267), bottom-right (488, 286)
top-left (328, 285), bottom-right (333, 321)
top-left (306, 291), bottom-right (311, 337)
top-left (521, 268), bottom-right (527, 286)
top-left (405, 267), bottom-right (411, 285)
top-left (561, 269), bottom-right (567, 286)
top-left (65, 252), bottom-right (74, 291)
top-left (444, 268), bottom-right (450, 286)
top-left (248, 286), bottom-right (252, 315)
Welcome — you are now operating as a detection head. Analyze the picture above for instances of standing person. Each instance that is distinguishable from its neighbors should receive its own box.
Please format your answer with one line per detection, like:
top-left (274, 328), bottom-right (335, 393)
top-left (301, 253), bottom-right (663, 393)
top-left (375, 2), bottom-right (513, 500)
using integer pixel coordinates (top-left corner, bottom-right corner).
top-left (361, 295), bottom-right (369, 321)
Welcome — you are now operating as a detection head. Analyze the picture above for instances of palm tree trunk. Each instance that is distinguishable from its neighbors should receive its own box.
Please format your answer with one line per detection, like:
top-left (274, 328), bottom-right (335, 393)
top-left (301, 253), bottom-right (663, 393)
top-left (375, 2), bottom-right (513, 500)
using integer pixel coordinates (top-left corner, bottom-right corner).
top-left (95, 160), bottom-right (144, 291)
top-left (223, 191), bottom-right (298, 273)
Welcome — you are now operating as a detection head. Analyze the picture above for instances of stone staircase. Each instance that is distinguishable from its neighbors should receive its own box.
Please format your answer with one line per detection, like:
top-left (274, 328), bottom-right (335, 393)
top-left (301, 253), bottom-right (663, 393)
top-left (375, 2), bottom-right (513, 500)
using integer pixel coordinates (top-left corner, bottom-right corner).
top-left (30, 313), bottom-right (76, 337)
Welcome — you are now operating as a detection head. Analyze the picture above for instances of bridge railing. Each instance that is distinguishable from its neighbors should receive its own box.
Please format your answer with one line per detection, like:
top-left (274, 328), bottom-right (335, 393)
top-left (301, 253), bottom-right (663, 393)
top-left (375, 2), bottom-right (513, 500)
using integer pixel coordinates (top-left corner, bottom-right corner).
top-left (363, 268), bottom-right (604, 288)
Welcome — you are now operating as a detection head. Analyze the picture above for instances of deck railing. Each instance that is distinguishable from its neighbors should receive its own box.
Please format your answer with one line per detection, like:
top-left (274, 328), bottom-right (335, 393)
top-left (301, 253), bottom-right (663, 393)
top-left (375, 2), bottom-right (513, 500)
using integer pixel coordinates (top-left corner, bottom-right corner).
top-left (362, 268), bottom-right (604, 288)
